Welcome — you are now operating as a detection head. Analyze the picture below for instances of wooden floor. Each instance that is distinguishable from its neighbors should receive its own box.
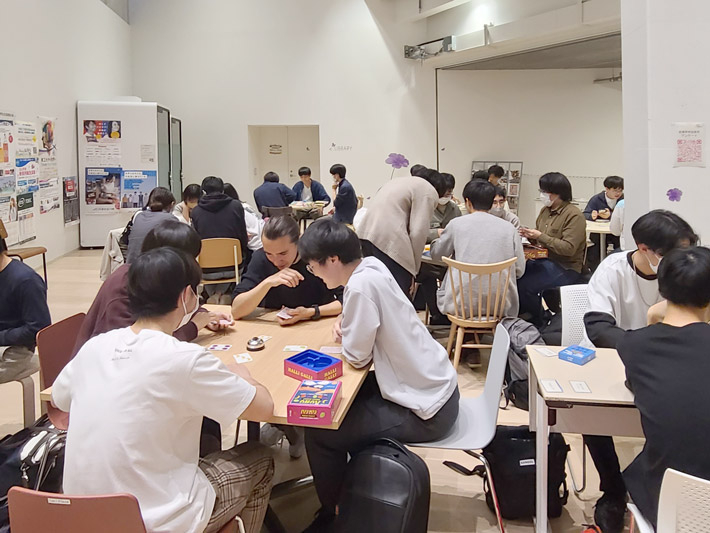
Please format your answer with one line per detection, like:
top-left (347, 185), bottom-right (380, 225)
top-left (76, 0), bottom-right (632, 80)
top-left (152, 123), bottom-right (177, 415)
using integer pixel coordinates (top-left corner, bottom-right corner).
top-left (0, 250), bottom-right (643, 532)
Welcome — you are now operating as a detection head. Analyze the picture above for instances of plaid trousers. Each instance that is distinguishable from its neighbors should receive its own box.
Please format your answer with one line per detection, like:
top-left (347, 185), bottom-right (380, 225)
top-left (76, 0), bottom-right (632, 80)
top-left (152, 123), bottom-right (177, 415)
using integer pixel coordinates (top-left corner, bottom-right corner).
top-left (199, 441), bottom-right (274, 533)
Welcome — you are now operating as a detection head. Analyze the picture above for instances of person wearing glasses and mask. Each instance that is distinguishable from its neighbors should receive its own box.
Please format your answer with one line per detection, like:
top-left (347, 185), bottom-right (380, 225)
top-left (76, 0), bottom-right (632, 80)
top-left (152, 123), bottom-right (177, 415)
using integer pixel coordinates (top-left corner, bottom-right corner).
top-left (426, 173), bottom-right (462, 243)
top-left (517, 172), bottom-right (587, 327)
top-left (490, 186), bottom-right (520, 228)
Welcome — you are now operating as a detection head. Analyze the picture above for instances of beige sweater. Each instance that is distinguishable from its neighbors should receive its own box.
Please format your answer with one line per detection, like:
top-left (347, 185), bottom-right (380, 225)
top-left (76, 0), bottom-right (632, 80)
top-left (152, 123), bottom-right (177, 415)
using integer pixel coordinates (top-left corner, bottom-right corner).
top-left (357, 177), bottom-right (438, 276)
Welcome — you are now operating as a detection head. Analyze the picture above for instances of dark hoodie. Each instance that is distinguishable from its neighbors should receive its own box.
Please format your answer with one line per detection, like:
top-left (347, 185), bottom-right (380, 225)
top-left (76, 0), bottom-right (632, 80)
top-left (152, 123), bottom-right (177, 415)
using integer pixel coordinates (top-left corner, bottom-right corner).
top-left (191, 193), bottom-right (250, 266)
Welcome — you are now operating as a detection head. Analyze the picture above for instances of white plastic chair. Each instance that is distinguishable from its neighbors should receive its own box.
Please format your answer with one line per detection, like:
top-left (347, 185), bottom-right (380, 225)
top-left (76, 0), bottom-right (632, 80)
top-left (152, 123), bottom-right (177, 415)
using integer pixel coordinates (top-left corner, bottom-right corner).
top-left (657, 468), bottom-right (710, 532)
top-left (410, 323), bottom-right (511, 533)
top-left (629, 502), bottom-right (655, 533)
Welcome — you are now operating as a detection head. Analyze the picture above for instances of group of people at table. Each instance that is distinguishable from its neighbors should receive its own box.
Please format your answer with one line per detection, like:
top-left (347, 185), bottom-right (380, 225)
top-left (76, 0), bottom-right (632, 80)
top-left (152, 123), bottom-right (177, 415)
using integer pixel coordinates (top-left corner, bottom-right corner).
top-left (0, 160), bottom-right (708, 533)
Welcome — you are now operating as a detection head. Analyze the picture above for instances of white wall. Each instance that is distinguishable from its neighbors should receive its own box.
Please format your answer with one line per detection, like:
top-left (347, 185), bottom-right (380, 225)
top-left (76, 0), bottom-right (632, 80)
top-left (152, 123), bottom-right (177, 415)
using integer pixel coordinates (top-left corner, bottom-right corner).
top-left (128, 0), bottom-right (436, 206)
top-left (437, 68), bottom-right (623, 225)
top-left (0, 0), bottom-right (132, 263)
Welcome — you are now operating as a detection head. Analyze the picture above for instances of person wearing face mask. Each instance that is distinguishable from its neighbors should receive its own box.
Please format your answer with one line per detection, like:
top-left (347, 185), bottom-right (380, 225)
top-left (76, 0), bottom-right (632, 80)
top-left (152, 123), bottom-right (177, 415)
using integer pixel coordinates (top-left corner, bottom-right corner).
top-left (584, 175), bottom-right (625, 270)
top-left (427, 172), bottom-right (462, 243)
top-left (518, 172), bottom-right (587, 327)
top-left (580, 209), bottom-right (698, 533)
top-left (53, 247), bottom-right (275, 533)
top-left (491, 186), bottom-right (520, 228)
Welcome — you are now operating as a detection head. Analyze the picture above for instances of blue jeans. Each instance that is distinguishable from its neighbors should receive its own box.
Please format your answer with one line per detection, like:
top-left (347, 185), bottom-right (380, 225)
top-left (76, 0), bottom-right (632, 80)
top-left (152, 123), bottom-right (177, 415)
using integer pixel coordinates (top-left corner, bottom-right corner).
top-left (517, 259), bottom-right (580, 326)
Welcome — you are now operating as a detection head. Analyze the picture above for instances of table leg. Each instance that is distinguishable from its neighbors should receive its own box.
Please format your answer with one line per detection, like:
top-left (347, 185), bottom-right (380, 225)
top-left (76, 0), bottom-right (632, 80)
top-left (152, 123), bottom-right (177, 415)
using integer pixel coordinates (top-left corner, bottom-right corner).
top-left (600, 233), bottom-right (607, 261)
top-left (535, 390), bottom-right (550, 533)
top-left (42, 253), bottom-right (48, 285)
top-left (263, 504), bottom-right (287, 533)
top-left (247, 420), bottom-right (260, 442)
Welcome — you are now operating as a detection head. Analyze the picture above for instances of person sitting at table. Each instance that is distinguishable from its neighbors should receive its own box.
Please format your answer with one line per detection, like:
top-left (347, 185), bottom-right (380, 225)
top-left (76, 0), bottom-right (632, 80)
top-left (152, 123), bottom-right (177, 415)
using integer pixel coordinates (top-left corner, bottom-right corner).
top-left (224, 183), bottom-right (264, 252)
top-left (491, 186), bottom-right (520, 228)
top-left (292, 166), bottom-right (331, 205)
top-left (427, 172), bottom-right (462, 244)
top-left (488, 164), bottom-right (505, 186)
top-left (298, 219), bottom-right (459, 532)
top-left (125, 186), bottom-right (177, 264)
top-left (53, 247), bottom-right (275, 533)
top-left (582, 209), bottom-right (698, 533)
top-left (617, 246), bottom-right (710, 530)
top-left (253, 171), bottom-right (296, 215)
top-left (358, 169), bottom-right (446, 298)
top-left (172, 183), bottom-right (201, 224)
top-left (584, 175), bottom-right (624, 270)
top-left (410, 163), bottom-right (428, 177)
top-left (329, 164), bottom-right (358, 224)
top-left (0, 219), bottom-right (51, 385)
top-left (517, 172), bottom-right (587, 327)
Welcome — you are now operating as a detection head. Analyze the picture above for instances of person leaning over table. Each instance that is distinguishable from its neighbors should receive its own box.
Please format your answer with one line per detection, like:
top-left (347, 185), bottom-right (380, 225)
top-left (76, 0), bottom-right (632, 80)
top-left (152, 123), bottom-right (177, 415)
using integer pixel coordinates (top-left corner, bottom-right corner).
top-left (53, 247), bottom-right (274, 533)
top-left (517, 172), bottom-right (587, 327)
top-left (297, 219), bottom-right (459, 533)
top-left (172, 183), bottom-right (202, 224)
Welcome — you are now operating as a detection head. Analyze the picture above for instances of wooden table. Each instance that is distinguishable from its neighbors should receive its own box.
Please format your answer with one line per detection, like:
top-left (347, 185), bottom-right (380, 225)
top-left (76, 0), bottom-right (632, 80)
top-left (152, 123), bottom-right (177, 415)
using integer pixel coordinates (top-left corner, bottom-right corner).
top-left (527, 345), bottom-right (643, 533)
top-left (290, 202), bottom-right (325, 232)
top-left (8, 246), bottom-right (48, 284)
top-left (586, 220), bottom-right (613, 261)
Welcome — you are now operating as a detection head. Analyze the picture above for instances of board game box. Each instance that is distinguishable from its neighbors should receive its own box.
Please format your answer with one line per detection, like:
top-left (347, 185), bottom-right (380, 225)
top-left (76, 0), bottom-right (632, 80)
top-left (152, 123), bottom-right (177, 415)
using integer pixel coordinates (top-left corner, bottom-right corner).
top-left (284, 349), bottom-right (343, 381)
top-left (287, 380), bottom-right (342, 426)
top-left (559, 345), bottom-right (596, 365)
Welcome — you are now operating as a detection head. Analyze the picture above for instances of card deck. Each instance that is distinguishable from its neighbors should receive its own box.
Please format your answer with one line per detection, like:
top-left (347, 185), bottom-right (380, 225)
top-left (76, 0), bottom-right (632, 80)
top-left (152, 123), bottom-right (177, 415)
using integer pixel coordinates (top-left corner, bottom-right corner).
top-left (276, 309), bottom-right (293, 320)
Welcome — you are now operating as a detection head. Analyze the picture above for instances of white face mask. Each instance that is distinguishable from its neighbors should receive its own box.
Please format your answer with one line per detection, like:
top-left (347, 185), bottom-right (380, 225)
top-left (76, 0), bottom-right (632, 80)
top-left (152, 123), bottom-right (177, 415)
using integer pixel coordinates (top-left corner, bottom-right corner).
top-left (605, 196), bottom-right (618, 209)
top-left (178, 287), bottom-right (199, 329)
top-left (438, 197), bottom-right (450, 206)
top-left (490, 207), bottom-right (505, 218)
top-left (648, 253), bottom-right (662, 274)
top-left (540, 192), bottom-right (553, 207)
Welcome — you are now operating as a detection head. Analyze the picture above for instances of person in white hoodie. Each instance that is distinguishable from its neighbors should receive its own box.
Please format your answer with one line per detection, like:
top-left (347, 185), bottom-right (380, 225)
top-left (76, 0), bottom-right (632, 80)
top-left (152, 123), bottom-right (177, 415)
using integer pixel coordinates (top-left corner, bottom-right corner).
top-left (297, 219), bottom-right (459, 532)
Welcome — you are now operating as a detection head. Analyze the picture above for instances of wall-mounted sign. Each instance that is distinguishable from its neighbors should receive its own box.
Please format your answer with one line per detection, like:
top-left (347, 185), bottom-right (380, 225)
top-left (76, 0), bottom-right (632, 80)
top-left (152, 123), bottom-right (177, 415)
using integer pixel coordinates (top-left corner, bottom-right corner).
top-left (269, 144), bottom-right (283, 155)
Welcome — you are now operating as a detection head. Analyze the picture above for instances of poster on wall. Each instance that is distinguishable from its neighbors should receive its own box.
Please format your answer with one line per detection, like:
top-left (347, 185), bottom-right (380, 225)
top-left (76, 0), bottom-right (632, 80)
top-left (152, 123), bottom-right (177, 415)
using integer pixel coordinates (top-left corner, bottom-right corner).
top-left (83, 119), bottom-right (122, 166)
top-left (38, 116), bottom-right (58, 181)
top-left (15, 121), bottom-right (38, 159)
top-left (0, 112), bottom-right (15, 171)
top-left (39, 177), bottom-right (61, 214)
top-left (0, 195), bottom-right (18, 246)
top-left (121, 170), bottom-right (157, 209)
top-left (0, 169), bottom-right (15, 196)
top-left (85, 167), bottom-right (121, 213)
top-left (63, 176), bottom-right (79, 225)
top-left (16, 192), bottom-right (37, 244)
top-left (673, 122), bottom-right (706, 167)
top-left (16, 157), bottom-right (39, 193)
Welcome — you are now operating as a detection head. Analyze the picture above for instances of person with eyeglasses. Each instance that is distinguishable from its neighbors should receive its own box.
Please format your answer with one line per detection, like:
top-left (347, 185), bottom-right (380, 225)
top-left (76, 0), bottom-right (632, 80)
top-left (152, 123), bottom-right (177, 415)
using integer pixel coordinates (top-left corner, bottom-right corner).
top-left (426, 172), bottom-right (462, 243)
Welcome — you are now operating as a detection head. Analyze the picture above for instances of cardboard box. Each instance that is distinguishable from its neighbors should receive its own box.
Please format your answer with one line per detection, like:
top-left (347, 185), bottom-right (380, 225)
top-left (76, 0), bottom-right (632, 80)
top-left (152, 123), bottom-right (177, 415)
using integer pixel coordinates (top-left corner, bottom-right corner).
top-left (284, 350), bottom-right (343, 381)
top-left (287, 380), bottom-right (342, 426)
top-left (558, 345), bottom-right (596, 366)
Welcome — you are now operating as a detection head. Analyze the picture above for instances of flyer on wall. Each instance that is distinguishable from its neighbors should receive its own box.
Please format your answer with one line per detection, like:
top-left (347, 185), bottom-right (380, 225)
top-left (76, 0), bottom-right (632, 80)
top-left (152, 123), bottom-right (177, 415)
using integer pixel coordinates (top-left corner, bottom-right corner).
top-left (16, 157), bottom-right (39, 193)
top-left (85, 167), bottom-right (122, 213)
top-left (38, 116), bottom-right (58, 181)
top-left (0, 195), bottom-right (19, 246)
top-left (63, 176), bottom-right (80, 225)
top-left (16, 192), bottom-right (37, 244)
top-left (0, 169), bottom-right (15, 196)
top-left (0, 111), bottom-right (15, 171)
top-left (39, 177), bottom-right (61, 214)
top-left (15, 121), bottom-right (38, 160)
top-left (121, 170), bottom-right (157, 209)
top-left (83, 119), bottom-right (122, 166)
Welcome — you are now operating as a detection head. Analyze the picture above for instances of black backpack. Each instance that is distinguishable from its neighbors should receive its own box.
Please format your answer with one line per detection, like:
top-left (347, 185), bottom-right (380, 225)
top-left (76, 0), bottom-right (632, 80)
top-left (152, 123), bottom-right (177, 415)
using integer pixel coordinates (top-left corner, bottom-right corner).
top-left (500, 317), bottom-right (545, 411)
top-left (469, 425), bottom-right (569, 520)
top-left (337, 438), bottom-right (430, 533)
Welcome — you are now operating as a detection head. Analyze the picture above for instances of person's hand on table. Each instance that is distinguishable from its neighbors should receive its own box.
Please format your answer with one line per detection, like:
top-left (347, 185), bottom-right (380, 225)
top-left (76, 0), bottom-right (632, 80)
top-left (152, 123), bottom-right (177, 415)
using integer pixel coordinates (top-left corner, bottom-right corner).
top-left (598, 208), bottom-right (611, 220)
top-left (333, 314), bottom-right (343, 343)
top-left (591, 209), bottom-right (599, 221)
top-left (206, 312), bottom-right (234, 331)
top-left (277, 306), bottom-right (312, 326)
top-left (266, 268), bottom-right (303, 289)
top-left (519, 227), bottom-right (542, 240)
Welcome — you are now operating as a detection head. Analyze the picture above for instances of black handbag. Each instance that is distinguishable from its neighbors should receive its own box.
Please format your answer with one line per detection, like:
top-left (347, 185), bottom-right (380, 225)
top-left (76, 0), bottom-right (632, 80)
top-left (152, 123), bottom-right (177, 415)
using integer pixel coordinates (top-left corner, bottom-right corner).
top-left (117, 213), bottom-right (135, 259)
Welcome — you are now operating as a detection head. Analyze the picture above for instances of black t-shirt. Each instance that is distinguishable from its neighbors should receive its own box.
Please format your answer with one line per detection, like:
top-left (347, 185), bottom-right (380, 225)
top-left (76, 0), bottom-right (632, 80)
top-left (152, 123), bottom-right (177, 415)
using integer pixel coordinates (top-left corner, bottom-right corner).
top-left (232, 249), bottom-right (342, 309)
top-left (617, 322), bottom-right (710, 527)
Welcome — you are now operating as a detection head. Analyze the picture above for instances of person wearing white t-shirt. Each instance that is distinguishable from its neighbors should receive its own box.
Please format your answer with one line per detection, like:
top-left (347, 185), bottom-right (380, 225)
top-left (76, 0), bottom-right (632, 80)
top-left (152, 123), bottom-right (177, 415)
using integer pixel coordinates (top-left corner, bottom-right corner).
top-left (581, 209), bottom-right (698, 533)
top-left (53, 247), bottom-right (275, 533)
top-left (297, 219), bottom-right (459, 532)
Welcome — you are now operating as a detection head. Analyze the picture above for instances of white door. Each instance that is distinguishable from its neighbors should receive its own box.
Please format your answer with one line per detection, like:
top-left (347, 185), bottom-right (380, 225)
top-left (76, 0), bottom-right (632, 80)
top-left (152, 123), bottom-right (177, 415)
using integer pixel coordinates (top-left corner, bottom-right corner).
top-left (286, 126), bottom-right (320, 187)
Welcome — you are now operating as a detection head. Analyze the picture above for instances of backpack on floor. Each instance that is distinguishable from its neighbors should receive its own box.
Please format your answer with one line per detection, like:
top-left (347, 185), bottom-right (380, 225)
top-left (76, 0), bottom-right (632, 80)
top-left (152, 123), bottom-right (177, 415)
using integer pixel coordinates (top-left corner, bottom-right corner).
top-left (473, 425), bottom-right (569, 520)
top-left (337, 438), bottom-right (430, 533)
top-left (500, 317), bottom-right (545, 411)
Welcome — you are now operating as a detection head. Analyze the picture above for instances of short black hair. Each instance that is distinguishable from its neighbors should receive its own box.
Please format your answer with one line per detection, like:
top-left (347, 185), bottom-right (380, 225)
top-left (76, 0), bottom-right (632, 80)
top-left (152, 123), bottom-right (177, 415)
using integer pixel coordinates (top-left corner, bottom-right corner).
top-left (440, 172), bottom-right (456, 192)
top-left (631, 210), bottom-right (698, 255)
top-left (264, 171), bottom-right (279, 183)
top-left (142, 219), bottom-right (202, 258)
top-left (488, 165), bottom-right (505, 179)
top-left (299, 218), bottom-right (362, 265)
top-left (471, 170), bottom-right (489, 182)
top-left (182, 184), bottom-right (201, 202)
top-left (410, 164), bottom-right (427, 177)
top-left (298, 167), bottom-right (311, 177)
top-left (539, 172), bottom-right (572, 202)
top-left (147, 187), bottom-right (175, 212)
top-left (223, 183), bottom-right (239, 201)
top-left (463, 180), bottom-right (496, 211)
top-left (420, 169), bottom-right (447, 197)
top-left (202, 176), bottom-right (224, 194)
top-left (329, 164), bottom-right (346, 179)
top-left (604, 175), bottom-right (624, 190)
top-left (262, 214), bottom-right (299, 243)
top-left (127, 247), bottom-right (202, 319)
top-left (658, 246), bottom-right (710, 308)
top-left (493, 185), bottom-right (507, 199)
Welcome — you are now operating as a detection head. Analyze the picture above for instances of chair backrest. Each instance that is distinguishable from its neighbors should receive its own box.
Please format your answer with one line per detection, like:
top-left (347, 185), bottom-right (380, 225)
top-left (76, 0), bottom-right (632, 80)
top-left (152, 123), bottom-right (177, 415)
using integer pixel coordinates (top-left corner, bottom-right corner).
top-left (8, 487), bottom-right (146, 533)
top-left (560, 284), bottom-right (590, 345)
top-left (263, 206), bottom-right (293, 218)
top-left (36, 313), bottom-right (86, 388)
top-left (657, 468), bottom-right (710, 533)
top-left (442, 256), bottom-right (517, 323)
top-left (481, 324), bottom-right (511, 435)
top-left (198, 238), bottom-right (242, 271)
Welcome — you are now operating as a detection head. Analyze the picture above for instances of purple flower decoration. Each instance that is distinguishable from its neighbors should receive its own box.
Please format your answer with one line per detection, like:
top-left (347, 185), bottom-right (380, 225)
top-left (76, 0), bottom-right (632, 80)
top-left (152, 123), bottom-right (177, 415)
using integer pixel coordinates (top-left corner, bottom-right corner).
top-left (667, 188), bottom-right (683, 202)
top-left (385, 153), bottom-right (409, 169)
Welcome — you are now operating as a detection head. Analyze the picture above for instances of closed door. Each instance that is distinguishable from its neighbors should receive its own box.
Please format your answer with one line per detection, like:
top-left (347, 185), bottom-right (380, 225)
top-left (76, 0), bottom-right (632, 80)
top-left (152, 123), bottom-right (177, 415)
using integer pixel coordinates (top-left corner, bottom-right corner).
top-left (286, 126), bottom-right (320, 186)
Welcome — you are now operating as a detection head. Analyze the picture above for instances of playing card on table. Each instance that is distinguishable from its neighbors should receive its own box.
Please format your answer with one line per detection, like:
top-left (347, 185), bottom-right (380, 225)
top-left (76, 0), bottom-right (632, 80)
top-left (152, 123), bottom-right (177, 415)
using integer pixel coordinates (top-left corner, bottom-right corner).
top-left (283, 345), bottom-right (308, 352)
top-left (234, 353), bottom-right (253, 364)
top-left (320, 346), bottom-right (343, 355)
top-left (258, 335), bottom-right (272, 342)
top-left (276, 309), bottom-right (293, 319)
top-left (208, 344), bottom-right (232, 351)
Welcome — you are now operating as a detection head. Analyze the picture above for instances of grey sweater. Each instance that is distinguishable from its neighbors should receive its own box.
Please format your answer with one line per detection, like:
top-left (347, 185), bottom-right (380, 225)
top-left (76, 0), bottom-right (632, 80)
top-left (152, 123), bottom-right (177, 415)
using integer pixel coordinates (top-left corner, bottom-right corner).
top-left (431, 211), bottom-right (526, 317)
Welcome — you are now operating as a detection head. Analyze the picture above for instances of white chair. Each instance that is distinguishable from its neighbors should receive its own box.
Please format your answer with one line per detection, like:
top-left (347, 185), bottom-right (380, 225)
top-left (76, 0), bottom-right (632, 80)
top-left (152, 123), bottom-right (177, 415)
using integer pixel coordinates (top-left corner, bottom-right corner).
top-left (410, 323), bottom-right (511, 533)
top-left (628, 502), bottom-right (655, 533)
top-left (559, 284), bottom-right (591, 493)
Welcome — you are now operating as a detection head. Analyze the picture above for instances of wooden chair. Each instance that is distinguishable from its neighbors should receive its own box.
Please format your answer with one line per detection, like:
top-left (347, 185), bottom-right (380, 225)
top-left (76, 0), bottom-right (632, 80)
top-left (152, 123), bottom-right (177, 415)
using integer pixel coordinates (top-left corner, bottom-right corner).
top-left (442, 256), bottom-right (517, 369)
top-left (7, 246), bottom-right (48, 285)
top-left (262, 206), bottom-right (293, 219)
top-left (36, 313), bottom-right (86, 429)
top-left (198, 238), bottom-right (242, 285)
